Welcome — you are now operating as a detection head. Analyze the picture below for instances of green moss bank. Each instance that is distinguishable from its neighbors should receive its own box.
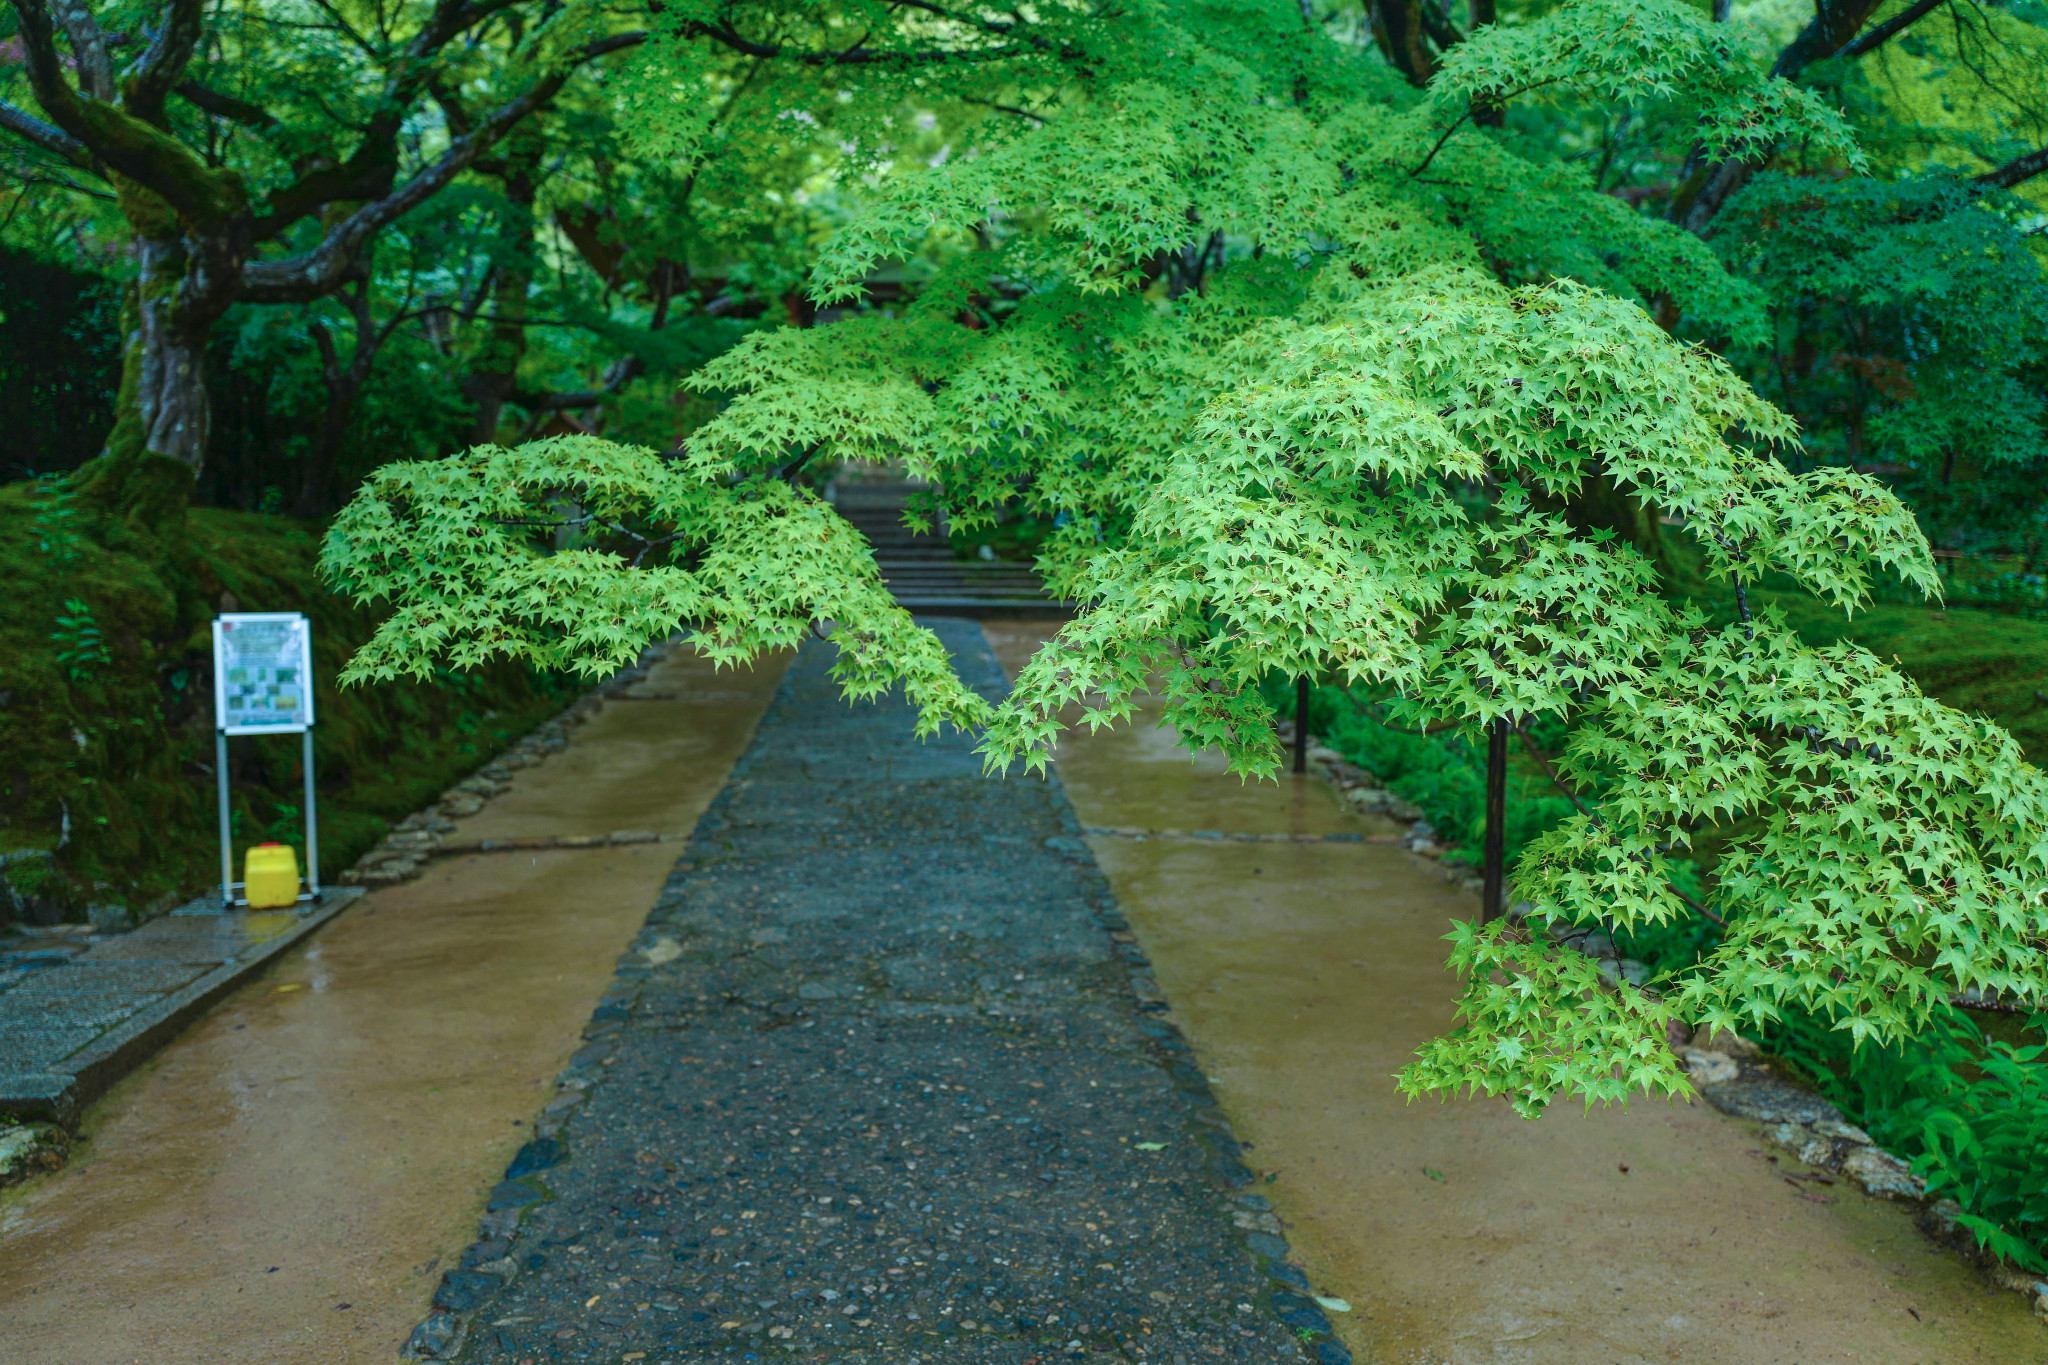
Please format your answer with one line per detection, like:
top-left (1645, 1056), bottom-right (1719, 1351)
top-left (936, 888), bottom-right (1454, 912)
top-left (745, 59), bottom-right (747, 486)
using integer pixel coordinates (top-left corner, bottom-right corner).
top-left (1, 477), bottom-right (576, 923)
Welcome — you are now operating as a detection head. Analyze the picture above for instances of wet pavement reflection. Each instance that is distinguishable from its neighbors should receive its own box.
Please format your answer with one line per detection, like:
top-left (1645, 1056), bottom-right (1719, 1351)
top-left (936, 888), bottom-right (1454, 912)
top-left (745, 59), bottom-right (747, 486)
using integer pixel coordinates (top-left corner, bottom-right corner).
top-left (982, 621), bottom-right (2039, 1365)
top-left (0, 648), bottom-right (790, 1364)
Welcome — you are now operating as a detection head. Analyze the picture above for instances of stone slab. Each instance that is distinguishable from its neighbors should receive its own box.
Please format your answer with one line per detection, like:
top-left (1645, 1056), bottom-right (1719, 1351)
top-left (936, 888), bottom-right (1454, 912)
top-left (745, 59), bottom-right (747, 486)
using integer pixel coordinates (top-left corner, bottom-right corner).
top-left (0, 888), bottom-right (363, 1127)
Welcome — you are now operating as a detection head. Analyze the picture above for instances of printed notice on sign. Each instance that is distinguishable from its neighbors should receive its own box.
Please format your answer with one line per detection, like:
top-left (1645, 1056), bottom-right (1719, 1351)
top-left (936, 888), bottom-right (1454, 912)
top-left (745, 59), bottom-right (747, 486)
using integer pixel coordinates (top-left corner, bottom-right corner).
top-left (213, 613), bottom-right (314, 734)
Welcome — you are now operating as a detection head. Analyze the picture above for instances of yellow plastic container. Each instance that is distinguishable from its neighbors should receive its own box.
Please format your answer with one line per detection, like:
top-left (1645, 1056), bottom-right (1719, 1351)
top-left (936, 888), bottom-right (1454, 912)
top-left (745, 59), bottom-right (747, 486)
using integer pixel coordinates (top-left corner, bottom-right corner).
top-left (244, 843), bottom-right (301, 909)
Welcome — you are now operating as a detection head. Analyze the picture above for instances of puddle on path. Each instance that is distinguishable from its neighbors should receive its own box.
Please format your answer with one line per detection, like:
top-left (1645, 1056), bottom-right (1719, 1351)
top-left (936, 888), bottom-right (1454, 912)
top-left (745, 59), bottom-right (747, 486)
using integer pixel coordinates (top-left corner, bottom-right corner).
top-left (983, 622), bottom-right (2039, 1365)
top-left (0, 648), bottom-right (790, 1365)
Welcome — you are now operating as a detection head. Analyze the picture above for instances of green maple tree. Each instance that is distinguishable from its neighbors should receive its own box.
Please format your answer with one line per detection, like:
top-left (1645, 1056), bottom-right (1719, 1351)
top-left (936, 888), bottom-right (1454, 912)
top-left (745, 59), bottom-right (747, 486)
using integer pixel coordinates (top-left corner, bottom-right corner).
top-left (320, 0), bottom-right (2048, 1115)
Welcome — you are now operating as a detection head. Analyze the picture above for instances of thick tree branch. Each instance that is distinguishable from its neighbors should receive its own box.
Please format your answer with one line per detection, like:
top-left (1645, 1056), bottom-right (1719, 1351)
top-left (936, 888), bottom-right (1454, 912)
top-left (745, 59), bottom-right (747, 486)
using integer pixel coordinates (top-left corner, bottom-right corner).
top-left (1978, 141), bottom-right (2048, 191)
top-left (0, 97), bottom-right (99, 170)
top-left (11, 0), bottom-right (244, 225)
top-left (174, 79), bottom-right (278, 131)
top-left (52, 0), bottom-right (116, 101)
top-left (121, 0), bottom-right (207, 123)
top-left (1838, 0), bottom-right (1949, 60)
top-left (240, 31), bottom-right (646, 304)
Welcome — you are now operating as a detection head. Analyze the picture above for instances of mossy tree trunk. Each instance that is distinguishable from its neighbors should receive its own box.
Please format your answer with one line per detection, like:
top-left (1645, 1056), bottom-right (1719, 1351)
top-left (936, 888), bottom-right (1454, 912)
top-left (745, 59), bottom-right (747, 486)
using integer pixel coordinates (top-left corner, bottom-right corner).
top-left (3, 0), bottom-right (645, 504)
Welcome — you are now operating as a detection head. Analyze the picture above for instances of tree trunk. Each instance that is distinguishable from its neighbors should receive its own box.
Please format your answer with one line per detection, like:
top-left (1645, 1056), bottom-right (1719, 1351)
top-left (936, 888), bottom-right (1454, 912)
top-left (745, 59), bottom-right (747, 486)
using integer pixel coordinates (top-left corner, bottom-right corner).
top-left (462, 136), bottom-right (544, 446)
top-left (1481, 718), bottom-right (1509, 924)
top-left (79, 226), bottom-right (235, 522)
top-left (130, 236), bottom-right (213, 471)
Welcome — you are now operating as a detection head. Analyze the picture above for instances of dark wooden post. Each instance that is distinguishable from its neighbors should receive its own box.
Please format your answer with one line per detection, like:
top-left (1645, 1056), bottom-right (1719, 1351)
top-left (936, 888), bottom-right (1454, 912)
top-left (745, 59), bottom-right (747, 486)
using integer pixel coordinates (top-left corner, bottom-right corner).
top-left (1293, 676), bottom-right (1311, 774)
top-left (1482, 717), bottom-right (1509, 923)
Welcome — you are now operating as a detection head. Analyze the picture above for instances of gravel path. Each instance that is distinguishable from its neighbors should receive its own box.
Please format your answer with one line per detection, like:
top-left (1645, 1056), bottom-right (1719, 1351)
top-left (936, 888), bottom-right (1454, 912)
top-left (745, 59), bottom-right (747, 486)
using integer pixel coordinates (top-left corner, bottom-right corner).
top-left (416, 619), bottom-right (1343, 1364)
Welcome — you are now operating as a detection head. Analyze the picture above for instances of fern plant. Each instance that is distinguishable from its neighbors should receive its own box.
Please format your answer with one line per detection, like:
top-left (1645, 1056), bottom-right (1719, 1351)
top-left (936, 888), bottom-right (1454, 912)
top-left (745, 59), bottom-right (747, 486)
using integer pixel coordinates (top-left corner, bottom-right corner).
top-left (323, 0), bottom-right (2048, 1116)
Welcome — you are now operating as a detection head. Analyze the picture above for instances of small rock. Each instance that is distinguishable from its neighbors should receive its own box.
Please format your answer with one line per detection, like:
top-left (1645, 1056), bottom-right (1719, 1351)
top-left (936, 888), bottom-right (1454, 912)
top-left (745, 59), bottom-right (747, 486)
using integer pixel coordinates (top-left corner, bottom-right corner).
top-left (1682, 1049), bottom-right (1739, 1085)
top-left (402, 1311), bottom-right (466, 1359)
top-left (1347, 788), bottom-right (1391, 809)
top-left (1691, 1028), bottom-right (1760, 1059)
top-left (439, 793), bottom-right (487, 818)
top-left (1388, 800), bottom-right (1425, 822)
top-left (86, 903), bottom-right (133, 933)
top-left (2032, 1284), bottom-right (2047, 1323)
top-left (1920, 1198), bottom-right (1963, 1236)
top-left (0, 1122), bottom-right (70, 1188)
top-left (1796, 1138), bottom-right (1838, 1170)
top-left (1701, 1077), bottom-right (1840, 1126)
top-left (1812, 1119), bottom-right (1873, 1146)
top-left (1841, 1146), bottom-right (1926, 1200)
top-left (1763, 1122), bottom-right (1808, 1153)
top-left (1307, 745), bottom-right (1342, 764)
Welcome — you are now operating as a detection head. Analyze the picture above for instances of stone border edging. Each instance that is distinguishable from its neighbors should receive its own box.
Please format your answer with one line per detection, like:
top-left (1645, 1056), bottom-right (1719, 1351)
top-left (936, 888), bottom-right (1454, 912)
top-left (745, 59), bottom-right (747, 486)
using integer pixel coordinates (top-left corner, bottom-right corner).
top-left (338, 653), bottom-right (670, 887)
top-left (1284, 723), bottom-right (2048, 1326)
top-left (0, 887), bottom-right (363, 1128)
top-left (1082, 825), bottom-right (1387, 846)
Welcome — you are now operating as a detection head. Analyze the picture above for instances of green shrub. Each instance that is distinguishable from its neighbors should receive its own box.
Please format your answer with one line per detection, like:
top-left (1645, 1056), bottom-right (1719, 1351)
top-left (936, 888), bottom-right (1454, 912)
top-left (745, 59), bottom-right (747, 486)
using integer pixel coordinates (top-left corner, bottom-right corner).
top-left (1764, 1006), bottom-right (2048, 1272)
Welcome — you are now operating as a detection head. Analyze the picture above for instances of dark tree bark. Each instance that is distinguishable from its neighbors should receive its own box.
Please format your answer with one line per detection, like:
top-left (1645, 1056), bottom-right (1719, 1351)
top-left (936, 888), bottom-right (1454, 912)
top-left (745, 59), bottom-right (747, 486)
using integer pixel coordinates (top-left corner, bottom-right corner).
top-left (1369, 0), bottom-right (1442, 86)
top-left (462, 136), bottom-right (545, 446)
top-left (1293, 676), bottom-right (1311, 774)
top-left (1482, 718), bottom-right (1509, 924)
top-left (1, 0), bottom-right (646, 502)
top-left (295, 271), bottom-right (405, 516)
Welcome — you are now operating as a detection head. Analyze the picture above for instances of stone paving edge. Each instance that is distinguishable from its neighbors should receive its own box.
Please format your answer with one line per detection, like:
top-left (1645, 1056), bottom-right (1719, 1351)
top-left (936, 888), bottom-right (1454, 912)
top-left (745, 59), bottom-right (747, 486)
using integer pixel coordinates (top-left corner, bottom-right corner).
top-left (0, 887), bottom-right (364, 1128)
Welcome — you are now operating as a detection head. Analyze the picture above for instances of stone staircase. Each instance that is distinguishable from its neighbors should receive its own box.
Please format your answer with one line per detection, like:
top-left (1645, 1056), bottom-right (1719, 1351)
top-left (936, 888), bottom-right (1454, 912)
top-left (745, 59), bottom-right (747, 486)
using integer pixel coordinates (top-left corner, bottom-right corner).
top-left (831, 480), bottom-right (1069, 618)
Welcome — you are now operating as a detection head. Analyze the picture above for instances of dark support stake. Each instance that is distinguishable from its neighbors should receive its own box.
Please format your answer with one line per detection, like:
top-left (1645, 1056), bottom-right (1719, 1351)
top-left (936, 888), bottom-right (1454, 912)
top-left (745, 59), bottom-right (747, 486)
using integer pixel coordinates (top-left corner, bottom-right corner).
top-left (1293, 676), bottom-right (1311, 774)
top-left (1482, 717), bottom-right (1509, 923)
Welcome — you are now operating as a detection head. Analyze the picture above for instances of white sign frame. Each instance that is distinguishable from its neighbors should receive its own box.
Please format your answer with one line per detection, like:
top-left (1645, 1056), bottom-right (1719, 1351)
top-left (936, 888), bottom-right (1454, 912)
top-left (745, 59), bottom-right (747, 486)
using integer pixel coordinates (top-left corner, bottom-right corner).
top-left (211, 612), bottom-right (321, 907)
top-left (212, 613), bottom-right (315, 735)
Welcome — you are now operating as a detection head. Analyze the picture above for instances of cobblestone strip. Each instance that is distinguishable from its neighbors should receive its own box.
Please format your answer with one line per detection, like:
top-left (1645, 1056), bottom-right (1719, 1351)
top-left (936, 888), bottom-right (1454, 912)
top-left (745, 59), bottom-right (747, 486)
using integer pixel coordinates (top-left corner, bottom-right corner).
top-left (1079, 827), bottom-right (1386, 846)
top-left (402, 619), bottom-right (1351, 1364)
top-left (339, 653), bottom-right (669, 887)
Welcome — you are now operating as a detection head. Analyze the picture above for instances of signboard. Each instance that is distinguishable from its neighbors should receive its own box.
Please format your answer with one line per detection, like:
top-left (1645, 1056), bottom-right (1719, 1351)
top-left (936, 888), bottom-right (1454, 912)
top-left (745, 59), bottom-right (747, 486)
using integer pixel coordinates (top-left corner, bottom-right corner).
top-left (212, 613), bottom-right (315, 735)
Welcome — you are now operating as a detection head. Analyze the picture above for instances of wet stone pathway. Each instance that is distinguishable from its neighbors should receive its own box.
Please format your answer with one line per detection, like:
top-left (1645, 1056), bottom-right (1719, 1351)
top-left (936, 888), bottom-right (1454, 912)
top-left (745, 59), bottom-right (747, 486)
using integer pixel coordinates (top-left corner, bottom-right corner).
top-left (416, 619), bottom-right (1341, 1364)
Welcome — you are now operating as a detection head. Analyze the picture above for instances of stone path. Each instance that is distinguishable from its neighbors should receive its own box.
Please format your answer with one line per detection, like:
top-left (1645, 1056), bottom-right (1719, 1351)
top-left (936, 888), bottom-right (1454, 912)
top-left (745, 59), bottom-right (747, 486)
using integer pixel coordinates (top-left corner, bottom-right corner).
top-left (413, 620), bottom-right (1344, 1364)
top-left (0, 889), bottom-right (361, 1127)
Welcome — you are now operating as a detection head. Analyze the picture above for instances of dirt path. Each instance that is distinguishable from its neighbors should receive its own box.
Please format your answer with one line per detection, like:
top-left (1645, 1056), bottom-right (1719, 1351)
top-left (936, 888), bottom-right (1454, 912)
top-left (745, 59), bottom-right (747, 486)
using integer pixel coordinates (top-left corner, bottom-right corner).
top-left (0, 648), bottom-right (789, 1365)
top-left (982, 622), bottom-right (2042, 1365)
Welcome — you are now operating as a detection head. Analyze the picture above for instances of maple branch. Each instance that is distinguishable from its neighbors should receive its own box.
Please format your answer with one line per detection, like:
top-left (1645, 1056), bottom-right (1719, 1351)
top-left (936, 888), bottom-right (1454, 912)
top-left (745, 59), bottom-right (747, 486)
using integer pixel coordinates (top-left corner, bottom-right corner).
top-left (1978, 141), bottom-right (2048, 191)
top-left (0, 98), bottom-right (99, 170)
top-left (240, 31), bottom-right (646, 304)
top-left (1838, 0), bottom-right (1949, 60)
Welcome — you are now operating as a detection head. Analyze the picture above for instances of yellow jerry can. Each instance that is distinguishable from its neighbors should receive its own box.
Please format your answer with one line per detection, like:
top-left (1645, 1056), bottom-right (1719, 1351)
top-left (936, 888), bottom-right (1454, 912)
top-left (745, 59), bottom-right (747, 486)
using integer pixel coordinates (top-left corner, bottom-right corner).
top-left (244, 842), bottom-right (301, 909)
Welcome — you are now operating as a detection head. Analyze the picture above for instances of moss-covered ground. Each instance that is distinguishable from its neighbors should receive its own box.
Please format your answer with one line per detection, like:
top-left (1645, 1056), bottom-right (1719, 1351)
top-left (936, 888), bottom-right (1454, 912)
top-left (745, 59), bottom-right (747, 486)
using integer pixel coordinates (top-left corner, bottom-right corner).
top-left (1, 479), bottom-right (576, 923)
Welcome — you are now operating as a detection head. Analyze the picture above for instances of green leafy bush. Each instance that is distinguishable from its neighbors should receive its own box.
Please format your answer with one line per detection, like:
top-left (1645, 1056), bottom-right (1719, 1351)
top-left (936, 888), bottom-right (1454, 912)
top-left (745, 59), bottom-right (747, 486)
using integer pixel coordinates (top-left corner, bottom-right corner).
top-left (1765, 1007), bottom-right (2048, 1272)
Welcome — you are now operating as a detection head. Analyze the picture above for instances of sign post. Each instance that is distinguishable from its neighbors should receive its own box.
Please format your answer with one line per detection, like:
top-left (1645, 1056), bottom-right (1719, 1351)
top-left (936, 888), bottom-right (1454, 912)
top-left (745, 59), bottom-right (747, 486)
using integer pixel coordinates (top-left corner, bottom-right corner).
top-left (211, 613), bottom-right (319, 908)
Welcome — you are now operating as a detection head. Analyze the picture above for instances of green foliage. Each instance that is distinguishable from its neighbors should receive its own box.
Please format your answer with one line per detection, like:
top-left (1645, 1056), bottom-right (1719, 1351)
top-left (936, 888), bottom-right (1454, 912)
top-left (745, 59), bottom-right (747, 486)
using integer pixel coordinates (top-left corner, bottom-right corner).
top-left (322, 435), bottom-right (989, 739)
top-left (317, 0), bottom-right (2048, 1119)
top-left (1715, 172), bottom-right (2048, 557)
top-left (1765, 1006), bottom-right (2048, 1271)
top-left (50, 598), bottom-right (110, 682)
